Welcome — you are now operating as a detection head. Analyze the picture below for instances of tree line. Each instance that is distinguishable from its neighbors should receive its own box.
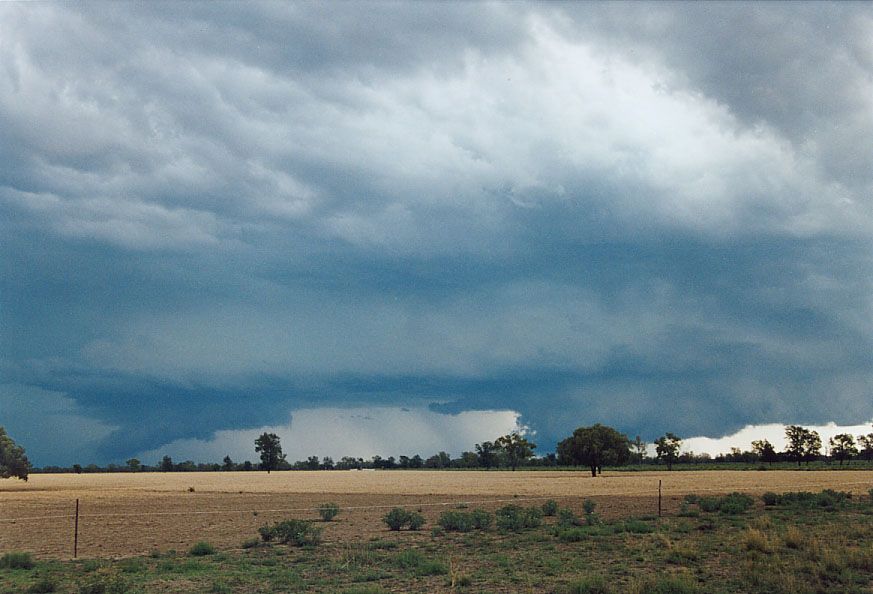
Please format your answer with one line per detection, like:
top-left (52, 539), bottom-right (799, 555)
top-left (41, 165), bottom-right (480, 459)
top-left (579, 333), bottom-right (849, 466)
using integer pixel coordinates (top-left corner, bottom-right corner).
top-left (2, 423), bottom-right (873, 481)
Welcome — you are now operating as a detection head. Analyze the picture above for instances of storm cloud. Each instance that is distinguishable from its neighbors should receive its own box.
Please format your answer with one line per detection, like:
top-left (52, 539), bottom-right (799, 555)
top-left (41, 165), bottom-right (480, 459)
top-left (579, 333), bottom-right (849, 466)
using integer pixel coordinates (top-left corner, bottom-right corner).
top-left (1, 2), bottom-right (872, 465)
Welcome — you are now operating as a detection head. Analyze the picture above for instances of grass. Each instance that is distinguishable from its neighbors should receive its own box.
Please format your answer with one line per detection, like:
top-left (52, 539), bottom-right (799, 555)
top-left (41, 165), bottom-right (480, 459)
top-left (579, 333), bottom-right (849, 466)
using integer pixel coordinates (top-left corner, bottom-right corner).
top-left (2, 490), bottom-right (872, 593)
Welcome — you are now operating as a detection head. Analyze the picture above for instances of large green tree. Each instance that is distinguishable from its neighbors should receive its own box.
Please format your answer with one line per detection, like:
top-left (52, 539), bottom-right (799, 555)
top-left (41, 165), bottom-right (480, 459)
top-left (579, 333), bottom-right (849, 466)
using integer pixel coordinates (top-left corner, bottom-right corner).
top-left (255, 432), bottom-right (286, 473)
top-left (475, 441), bottom-right (499, 469)
top-left (828, 433), bottom-right (857, 466)
top-left (654, 433), bottom-right (682, 470)
top-left (0, 427), bottom-right (30, 481)
top-left (557, 424), bottom-right (630, 477)
top-left (785, 425), bottom-right (821, 466)
top-left (495, 432), bottom-right (536, 471)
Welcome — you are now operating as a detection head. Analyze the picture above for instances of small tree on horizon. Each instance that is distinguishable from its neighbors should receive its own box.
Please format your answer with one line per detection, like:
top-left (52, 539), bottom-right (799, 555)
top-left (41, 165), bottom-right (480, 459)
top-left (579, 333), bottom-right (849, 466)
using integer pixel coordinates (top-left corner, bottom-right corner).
top-left (475, 441), bottom-right (499, 469)
top-left (829, 433), bottom-right (857, 466)
top-left (858, 432), bottom-right (873, 461)
top-left (160, 455), bottom-right (174, 472)
top-left (126, 458), bottom-right (141, 472)
top-left (654, 433), bottom-right (681, 470)
top-left (751, 439), bottom-right (778, 465)
top-left (255, 433), bottom-right (285, 473)
top-left (495, 432), bottom-right (536, 471)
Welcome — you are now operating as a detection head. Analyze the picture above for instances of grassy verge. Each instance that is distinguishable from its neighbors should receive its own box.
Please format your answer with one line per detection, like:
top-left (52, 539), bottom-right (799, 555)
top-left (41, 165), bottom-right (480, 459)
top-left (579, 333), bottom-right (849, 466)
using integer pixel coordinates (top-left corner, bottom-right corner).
top-left (2, 491), bottom-right (872, 593)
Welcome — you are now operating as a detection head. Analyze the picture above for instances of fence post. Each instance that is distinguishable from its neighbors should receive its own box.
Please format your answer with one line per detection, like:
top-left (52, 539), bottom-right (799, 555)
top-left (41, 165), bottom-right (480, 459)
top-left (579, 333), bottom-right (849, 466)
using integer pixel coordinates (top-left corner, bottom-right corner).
top-left (658, 480), bottom-right (662, 517)
top-left (74, 499), bottom-right (79, 559)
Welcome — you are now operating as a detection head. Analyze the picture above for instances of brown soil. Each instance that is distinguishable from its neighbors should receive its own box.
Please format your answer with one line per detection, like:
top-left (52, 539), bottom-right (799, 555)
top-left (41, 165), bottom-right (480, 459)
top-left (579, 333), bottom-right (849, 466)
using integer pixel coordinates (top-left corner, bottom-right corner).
top-left (2, 470), bottom-right (871, 558)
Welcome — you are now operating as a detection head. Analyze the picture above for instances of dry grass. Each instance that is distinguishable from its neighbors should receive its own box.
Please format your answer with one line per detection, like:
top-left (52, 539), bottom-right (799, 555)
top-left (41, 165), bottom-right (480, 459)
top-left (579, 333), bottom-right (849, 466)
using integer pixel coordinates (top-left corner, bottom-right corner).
top-left (2, 469), bottom-right (871, 559)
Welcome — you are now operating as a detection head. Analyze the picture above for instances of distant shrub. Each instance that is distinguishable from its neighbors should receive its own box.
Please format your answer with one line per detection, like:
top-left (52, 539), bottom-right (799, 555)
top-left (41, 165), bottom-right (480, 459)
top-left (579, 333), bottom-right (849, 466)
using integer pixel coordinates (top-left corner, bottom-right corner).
top-left (558, 508), bottom-right (580, 527)
top-left (683, 494), bottom-right (700, 504)
top-left (542, 499), bottom-right (559, 516)
top-left (621, 519), bottom-right (655, 534)
top-left (271, 519), bottom-right (322, 546)
top-left (27, 577), bottom-right (57, 593)
top-left (0, 551), bottom-right (34, 570)
top-left (565, 574), bottom-right (613, 594)
top-left (761, 492), bottom-right (779, 506)
top-left (742, 528), bottom-right (772, 554)
top-left (629, 574), bottom-right (698, 594)
top-left (763, 489), bottom-right (851, 510)
top-left (393, 550), bottom-right (447, 576)
top-left (77, 574), bottom-right (131, 594)
top-left (438, 509), bottom-right (492, 532)
top-left (718, 493), bottom-right (754, 515)
top-left (258, 525), bottom-right (275, 542)
top-left (677, 503), bottom-right (699, 518)
top-left (495, 505), bottom-right (542, 531)
top-left (382, 508), bottom-right (424, 531)
top-left (188, 541), bottom-right (215, 556)
top-left (695, 492), bottom-right (754, 515)
top-left (318, 503), bottom-right (340, 522)
top-left (241, 538), bottom-right (260, 549)
top-left (582, 499), bottom-right (600, 525)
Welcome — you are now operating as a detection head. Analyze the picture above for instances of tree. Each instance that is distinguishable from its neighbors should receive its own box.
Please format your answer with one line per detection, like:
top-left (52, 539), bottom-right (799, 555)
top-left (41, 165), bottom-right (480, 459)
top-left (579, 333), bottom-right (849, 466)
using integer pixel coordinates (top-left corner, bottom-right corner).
top-left (222, 455), bottom-right (234, 471)
top-left (654, 433), bottom-right (681, 470)
top-left (160, 455), bottom-right (174, 472)
top-left (0, 427), bottom-right (30, 481)
top-left (557, 424), bottom-right (630, 477)
top-left (126, 458), bottom-right (141, 472)
top-left (255, 433), bottom-right (285, 473)
top-left (475, 441), bottom-right (499, 469)
top-left (828, 433), bottom-right (857, 466)
top-left (858, 433), bottom-right (873, 462)
top-left (495, 432), bottom-right (536, 470)
top-left (785, 425), bottom-right (821, 466)
top-left (751, 439), bottom-right (778, 465)
top-left (631, 435), bottom-right (647, 464)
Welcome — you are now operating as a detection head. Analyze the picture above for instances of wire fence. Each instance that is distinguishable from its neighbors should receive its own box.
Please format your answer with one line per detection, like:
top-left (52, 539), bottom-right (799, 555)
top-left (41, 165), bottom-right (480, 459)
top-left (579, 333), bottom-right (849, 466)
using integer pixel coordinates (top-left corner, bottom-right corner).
top-left (1, 478), bottom-right (871, 559)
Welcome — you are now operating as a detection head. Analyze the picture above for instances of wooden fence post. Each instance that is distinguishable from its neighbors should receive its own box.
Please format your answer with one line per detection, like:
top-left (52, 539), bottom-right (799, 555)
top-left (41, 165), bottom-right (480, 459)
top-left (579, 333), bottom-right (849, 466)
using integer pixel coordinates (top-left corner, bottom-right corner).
top-left (74, 499), bottom-right (79, 559)
top-left (658, 480), bottom-right (662, 517)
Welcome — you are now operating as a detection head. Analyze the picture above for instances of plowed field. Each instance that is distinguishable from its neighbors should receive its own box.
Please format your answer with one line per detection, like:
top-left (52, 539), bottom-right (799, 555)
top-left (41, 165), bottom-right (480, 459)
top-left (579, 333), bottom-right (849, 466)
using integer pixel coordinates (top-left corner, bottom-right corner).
top-left (2, 470), bottom-right (871, 558)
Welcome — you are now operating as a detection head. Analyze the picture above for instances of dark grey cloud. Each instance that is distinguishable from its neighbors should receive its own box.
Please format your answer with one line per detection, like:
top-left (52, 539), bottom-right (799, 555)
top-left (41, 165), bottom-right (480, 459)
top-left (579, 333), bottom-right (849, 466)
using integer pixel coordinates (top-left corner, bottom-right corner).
top-left (1, 2), bottom-right (872, 464)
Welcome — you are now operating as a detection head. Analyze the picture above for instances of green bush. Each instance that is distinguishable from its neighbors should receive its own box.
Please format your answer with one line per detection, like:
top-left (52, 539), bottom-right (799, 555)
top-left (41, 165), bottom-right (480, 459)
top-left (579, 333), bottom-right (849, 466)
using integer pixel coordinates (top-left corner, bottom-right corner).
top-left (621, 519), bottom-right (655, 534)
top-left (393, 550), bottom-right (447, 576)
top-left (382, 508), bottom-right (424, 531)
top-left (241, 538), bottom-right (260, 549)
top-left (77, 575), bottom-right (130, 594)
top-left (761, 492), bottom-right (779, 506)
top-left (718, 492), bottom-right (754, 515)
top-left (695, 492), bottom-right (754, 514)
top-left (188, 541), bottom-right (216, 556)
top-left (542, 499), bottom-right (559, 516)
top-left (27, 577), bottom-right (57, 593)
top-left (270, 519), bottom-right (322, 546)
top-left (258, 524), bottom-right (275, 542)
top-left (631, 574), bottom-right (698, 593)
top-left (683, 494), bottom-right (700, 504)
top-left (558, 508), bottom-right (580, 527)
top-left (582, 499), bottom-right (597, 515)
top-left (437, 509), bottom-right (492, 532)
top-left (565, 575), bottom-right (613, 594)
top-left (495, 505), bottom-right (542, 531)
top-left (318, 502), bottom-right (340, 521)
top-left (0, 551), bottom-right (34, 570)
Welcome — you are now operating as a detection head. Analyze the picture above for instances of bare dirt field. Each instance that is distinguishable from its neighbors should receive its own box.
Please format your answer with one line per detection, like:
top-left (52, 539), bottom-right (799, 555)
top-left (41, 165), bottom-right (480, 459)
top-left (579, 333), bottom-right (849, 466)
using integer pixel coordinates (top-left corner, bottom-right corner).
top-left (3, 470), bottom-right (872, 559)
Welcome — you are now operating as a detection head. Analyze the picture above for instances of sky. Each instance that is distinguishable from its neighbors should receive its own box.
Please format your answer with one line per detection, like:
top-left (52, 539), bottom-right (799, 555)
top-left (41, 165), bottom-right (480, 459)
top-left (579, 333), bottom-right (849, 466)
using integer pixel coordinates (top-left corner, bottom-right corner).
top-left (1, 3), bottom-right (873, 467)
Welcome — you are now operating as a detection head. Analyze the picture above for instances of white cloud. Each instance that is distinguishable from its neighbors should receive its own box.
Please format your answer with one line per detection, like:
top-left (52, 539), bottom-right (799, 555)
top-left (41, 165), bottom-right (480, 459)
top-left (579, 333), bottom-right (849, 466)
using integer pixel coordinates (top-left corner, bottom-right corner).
top-left (683, 420), bottom-right (873, 457)
top-left (136, 406), bottom-right (524, 464)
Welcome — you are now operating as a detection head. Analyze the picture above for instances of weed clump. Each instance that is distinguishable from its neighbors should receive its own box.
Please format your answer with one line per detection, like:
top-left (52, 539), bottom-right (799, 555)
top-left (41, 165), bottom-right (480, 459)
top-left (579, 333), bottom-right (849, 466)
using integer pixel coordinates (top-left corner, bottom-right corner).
top-left (764, 489), bottom-right (851, 509)
top-left (437, 509), bottom-right (492, 532)
top-left (565, 574), bottom-right (613, 593)
top-left (695, 492), bottom-right (754, 515)
top-left (495, 505), bottom-right (542, 531)
top-left (318, 502), bottom-right (340, 522)
top-left (188, 541), bottom-right (216, 556)
top-left (259, 519), bottom-right (322, 546)
top-left (542, 499), bottom-right (559, 516)
top-left (0, 551), bottom-right (34, 570)
top-left (27, 577), bottom-right (57, 593)
top-left (382, 508), bottom-right (425, 531)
